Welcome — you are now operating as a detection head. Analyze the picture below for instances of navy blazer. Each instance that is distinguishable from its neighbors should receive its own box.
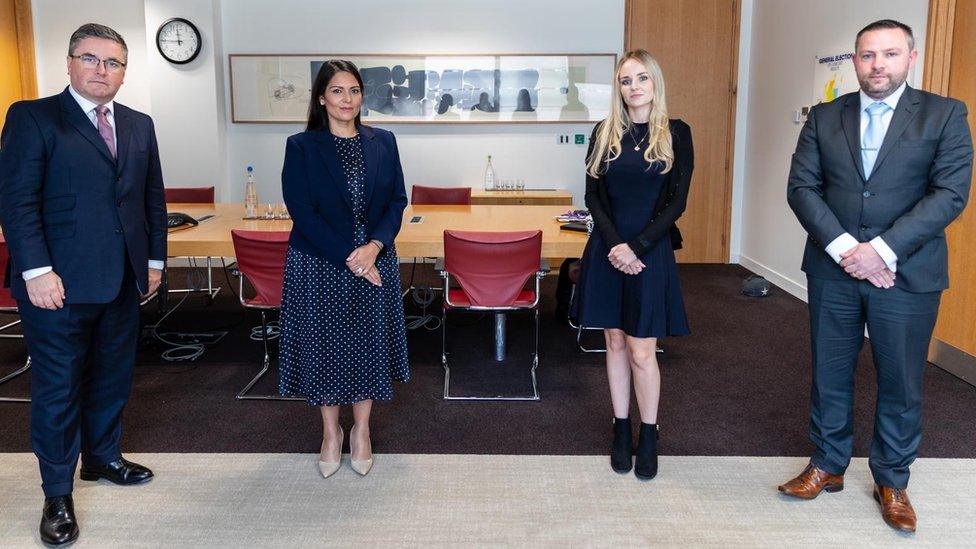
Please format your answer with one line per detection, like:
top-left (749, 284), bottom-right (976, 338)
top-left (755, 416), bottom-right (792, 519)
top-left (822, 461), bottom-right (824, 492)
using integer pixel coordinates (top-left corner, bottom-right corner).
top-left (788, 86), bottom-right (973, 293)
top-left (0, 87), bottom-right (168, 303)
top-left (281, 125), bottom-right (408, 266)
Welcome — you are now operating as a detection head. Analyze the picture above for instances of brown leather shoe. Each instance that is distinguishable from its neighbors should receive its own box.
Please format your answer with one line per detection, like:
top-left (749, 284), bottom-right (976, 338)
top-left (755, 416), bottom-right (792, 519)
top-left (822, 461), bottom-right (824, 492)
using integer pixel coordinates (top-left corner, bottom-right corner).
top-left (873, 485), bottom-right (917, 533)
top-left (777, 463), bottom-right (844, 499)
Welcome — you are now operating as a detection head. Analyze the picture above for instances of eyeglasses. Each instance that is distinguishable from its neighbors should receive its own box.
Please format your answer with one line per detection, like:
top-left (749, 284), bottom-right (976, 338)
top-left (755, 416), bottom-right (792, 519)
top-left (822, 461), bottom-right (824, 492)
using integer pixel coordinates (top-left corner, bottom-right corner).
top-left (69, 53), bottom-right (126, 73)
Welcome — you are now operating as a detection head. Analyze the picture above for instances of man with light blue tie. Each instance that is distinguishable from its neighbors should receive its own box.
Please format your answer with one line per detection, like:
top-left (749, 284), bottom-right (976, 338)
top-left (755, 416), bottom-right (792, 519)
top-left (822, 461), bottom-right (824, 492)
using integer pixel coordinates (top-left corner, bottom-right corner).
top-left (0, 23), bottom-right (167, 545)
top-left (780, 19), bottom-right (973, 533)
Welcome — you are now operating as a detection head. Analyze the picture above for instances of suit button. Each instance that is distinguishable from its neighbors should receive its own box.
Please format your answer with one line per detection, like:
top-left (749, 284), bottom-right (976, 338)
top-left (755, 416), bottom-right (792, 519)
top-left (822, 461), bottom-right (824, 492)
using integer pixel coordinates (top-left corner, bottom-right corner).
top-left (862, 191), bottom-right (871, 197)
top-left (860, 225), bottom-right (868, 230)
top-left (117, 200), bottom-right (124, 207)
top-left (117, 176), bottom-right (121, 182)
top-left (115, 228), bottom-right (123, 234)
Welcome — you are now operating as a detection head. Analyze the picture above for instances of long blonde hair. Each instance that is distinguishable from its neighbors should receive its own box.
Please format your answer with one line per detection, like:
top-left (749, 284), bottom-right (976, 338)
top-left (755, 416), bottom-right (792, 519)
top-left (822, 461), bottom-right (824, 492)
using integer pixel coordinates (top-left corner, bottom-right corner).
top-left (586, 49), bottom-right (673, 177)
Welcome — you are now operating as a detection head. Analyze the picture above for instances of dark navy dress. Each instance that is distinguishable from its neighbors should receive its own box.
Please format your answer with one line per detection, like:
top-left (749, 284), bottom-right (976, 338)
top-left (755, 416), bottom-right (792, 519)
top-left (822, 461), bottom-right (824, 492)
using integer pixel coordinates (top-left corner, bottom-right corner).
top-left (278, 134), bottom-right (409, 406)
top-left (572, 123), bottom-right (690, 338)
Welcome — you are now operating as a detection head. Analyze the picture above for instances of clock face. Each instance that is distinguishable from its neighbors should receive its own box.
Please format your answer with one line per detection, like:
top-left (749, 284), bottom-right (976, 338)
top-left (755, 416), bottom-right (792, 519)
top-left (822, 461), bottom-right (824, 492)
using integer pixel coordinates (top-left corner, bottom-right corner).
top-left (156, 18), bottom-right (201, 64)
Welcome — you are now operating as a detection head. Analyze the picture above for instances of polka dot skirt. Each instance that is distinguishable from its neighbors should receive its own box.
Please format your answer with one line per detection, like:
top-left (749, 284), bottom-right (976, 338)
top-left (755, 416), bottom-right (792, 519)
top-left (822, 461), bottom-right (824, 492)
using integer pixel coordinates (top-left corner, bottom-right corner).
top-left (278, 134), bottom-right (409, 406)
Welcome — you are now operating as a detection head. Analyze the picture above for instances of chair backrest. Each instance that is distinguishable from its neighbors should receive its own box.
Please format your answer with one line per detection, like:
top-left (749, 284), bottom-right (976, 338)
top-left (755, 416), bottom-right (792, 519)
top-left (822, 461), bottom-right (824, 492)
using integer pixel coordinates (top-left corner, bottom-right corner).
top-left (165, 186), bottom-right (215, 203)
top-left (231, 230), bottom-right (290, 307)
top-left (443, 230), bottom-right (542, 307)
top-left (411, 185), bottom-right (472, 205)
top-left (0, 235), bottom-right (16, 308)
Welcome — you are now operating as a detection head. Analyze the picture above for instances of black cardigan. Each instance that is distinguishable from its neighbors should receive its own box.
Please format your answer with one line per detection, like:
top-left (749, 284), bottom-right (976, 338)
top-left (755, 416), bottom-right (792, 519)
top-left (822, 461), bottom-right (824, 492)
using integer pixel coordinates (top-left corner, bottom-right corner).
top-left (583, 119), bottom-right (695, 255)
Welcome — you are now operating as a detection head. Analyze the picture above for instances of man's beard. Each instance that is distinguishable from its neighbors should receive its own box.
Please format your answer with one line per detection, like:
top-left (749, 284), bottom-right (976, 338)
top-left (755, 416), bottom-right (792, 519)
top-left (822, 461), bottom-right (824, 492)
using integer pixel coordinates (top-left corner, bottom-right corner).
top-left (859, 70), bottom-right (908, 99)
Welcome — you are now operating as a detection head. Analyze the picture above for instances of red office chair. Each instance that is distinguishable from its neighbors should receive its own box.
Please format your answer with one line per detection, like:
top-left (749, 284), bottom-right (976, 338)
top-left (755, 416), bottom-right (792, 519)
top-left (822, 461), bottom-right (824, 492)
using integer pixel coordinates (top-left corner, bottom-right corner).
top-left (165, 186), bottom-right (220, 301)
top-left (410, 185), bottom-right (472, 205)
top-left (440, 230), bottom-right (548, 400)
top-left (231, 230), bottom-right (302, 401)
top-left (0, 235), bottom-right (30, 403)
top-left (165, 186), bottom-right (215, 203)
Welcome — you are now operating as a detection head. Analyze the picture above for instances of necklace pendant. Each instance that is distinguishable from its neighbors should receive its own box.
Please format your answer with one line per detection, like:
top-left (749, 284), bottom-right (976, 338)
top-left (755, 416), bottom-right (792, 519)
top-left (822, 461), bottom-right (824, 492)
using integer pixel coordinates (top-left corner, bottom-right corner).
top-left (634, 145), bottom-right (640, 151)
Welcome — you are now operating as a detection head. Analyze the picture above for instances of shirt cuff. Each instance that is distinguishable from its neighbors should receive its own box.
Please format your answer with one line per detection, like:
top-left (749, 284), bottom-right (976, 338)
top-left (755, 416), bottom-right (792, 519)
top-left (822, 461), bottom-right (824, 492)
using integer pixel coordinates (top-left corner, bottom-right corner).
top-left (148, 260), bottom-right (165, 270)
top-left (22, 266), bottom-right (53, 281)
top-left (869, 236), bottom-right (898, 273)
top-left (824, 233), bottom-right (859, 264)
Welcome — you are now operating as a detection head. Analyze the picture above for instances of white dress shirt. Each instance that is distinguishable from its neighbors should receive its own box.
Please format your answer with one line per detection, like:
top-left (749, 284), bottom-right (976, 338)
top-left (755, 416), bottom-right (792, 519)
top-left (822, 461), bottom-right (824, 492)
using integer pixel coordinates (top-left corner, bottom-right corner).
top-left (823, 82), bottom-right (905, 273)
top-left (23, 87), bottom-right (164, 281)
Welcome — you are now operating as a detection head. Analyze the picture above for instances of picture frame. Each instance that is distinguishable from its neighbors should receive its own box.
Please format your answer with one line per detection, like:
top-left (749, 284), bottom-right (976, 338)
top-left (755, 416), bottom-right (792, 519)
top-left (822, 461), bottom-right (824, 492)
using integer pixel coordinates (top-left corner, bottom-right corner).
top-left (228, 53), bottom-right (617, 124)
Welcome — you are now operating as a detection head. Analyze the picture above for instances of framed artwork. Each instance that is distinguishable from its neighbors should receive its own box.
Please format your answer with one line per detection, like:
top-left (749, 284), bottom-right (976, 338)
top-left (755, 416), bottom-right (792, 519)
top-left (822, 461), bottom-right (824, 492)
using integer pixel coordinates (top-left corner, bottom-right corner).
top-left (228, 53), bottom-right (617, 123)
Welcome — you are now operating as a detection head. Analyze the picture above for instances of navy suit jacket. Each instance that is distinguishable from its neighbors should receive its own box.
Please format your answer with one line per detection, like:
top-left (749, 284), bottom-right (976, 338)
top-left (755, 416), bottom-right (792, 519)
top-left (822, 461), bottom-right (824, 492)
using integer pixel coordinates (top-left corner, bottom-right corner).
top-left (0, 87), bottom-right (168, 303)
top-left (281, 125), bottom-right (407, 266)
top-left (788, 86), bottom-right (973, 293)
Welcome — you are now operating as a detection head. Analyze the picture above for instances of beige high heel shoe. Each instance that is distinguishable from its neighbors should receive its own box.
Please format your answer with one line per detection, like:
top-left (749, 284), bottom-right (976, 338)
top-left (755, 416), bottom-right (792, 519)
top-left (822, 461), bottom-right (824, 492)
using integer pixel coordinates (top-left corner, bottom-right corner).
top-left (349, 424), bottom-right (373, 476)
top-left (317, 427), bottom-right (343, 479)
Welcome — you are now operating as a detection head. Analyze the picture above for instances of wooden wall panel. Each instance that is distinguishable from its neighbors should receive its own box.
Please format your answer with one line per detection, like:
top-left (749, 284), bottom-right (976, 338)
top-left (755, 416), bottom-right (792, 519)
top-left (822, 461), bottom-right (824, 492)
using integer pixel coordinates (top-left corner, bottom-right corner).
top-left (932, 0), bottom-right (976, 356)
top-left (625, 0), bottom-right (739, 263)
top-left (0, 0), bottom-right (36, 134)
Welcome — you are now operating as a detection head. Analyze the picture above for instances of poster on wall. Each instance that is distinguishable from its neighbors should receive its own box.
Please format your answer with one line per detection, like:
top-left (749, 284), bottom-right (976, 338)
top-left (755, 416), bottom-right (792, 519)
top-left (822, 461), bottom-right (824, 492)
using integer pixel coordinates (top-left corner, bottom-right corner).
top-left (812, 52), bottom-right (858, 105)
top-left (229, 53), bottom-right (616, 123)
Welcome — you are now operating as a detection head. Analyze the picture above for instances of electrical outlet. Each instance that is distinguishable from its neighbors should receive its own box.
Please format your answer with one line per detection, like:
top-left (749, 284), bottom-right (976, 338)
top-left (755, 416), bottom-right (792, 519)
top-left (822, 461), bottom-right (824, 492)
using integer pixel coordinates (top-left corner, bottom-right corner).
top-left (557, 134), bottom-right (571, 144)
top-left (574, 134), bottom-right (585, 145)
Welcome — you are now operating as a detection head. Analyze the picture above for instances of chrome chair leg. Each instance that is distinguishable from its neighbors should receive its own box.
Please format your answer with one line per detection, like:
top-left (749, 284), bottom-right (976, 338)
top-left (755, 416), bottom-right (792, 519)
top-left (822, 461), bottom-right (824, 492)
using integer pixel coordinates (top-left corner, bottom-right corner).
top-left (237, 311), bottom-right (303, 401)
top-left (0, 357), bottom-right (31, 403)
top-left (442, 308), bottom-right (540, 401)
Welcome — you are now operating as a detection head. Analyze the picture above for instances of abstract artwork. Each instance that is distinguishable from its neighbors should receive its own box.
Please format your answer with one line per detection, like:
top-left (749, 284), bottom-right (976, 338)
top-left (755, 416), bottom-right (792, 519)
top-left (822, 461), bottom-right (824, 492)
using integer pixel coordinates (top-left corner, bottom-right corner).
top-left (229, 54), bottom-right (616, 123)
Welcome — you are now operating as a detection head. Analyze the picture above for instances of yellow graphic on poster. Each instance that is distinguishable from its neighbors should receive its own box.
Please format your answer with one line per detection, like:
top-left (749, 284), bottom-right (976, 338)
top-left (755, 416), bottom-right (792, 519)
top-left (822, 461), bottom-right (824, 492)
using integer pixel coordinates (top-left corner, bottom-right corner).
top-left (814, 52), bottom-right (857, 105)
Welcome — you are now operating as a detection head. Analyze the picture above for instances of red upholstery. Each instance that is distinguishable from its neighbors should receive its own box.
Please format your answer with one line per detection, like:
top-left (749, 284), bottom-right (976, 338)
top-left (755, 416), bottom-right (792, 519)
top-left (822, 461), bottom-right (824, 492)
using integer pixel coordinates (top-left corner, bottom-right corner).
top-left (411, 185), bottom-right (472, 205)
top-left (443, 230), bottom-right (542, 308)
top-left (165, 186), bottom-right (215, 203)
top-left (0, 235), bottom-right (17, 309)
top-left (231, 230), bottom-right (289, 308)
top-left (446, 288), bottom-right (537, 307)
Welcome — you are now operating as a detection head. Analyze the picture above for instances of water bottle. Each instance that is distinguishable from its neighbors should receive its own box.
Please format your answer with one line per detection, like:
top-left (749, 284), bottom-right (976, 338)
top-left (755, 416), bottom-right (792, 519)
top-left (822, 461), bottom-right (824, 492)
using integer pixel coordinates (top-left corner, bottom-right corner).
top-left (484, 155), bottom-right (495, 191)
top-left (244, 165), bottom-right (258, 218)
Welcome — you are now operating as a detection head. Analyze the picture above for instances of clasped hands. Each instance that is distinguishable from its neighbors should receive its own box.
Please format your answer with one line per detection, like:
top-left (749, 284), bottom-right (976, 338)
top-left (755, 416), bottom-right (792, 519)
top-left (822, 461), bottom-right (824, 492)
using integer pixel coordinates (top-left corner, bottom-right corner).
top-left (25, 268), bottom-right (163, 311)
top-left (607, 243), bottom-right (645, 275)
top-left (346, 242), bottom-right (382, 286)
top-left (839, 242), bottom-right (894, 289)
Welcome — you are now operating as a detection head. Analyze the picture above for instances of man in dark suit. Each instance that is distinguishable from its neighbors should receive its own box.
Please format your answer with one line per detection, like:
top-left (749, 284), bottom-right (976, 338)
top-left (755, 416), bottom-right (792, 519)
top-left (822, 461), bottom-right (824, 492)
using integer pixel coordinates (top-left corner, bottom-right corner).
top-left (0, 23), bottom-right (167, 545)
top-left (781, 19), bottom-right (973, 532)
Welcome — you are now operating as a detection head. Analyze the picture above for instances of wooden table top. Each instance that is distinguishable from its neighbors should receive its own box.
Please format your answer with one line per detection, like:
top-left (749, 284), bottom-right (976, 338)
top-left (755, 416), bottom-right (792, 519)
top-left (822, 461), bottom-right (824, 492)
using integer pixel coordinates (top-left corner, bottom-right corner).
top-left (166, 203), bottom-right (587, 258)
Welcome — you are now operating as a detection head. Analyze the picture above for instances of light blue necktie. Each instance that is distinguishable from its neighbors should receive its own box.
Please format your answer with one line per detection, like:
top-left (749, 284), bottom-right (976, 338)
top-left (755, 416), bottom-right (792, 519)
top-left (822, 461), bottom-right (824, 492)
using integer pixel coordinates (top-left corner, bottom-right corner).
top-left (861, 101), bottom-right (891, 179)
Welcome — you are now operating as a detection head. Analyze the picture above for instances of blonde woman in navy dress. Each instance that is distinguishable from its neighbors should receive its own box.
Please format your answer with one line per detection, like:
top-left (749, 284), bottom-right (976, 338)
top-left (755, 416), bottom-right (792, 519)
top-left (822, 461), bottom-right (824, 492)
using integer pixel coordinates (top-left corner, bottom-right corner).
top-left (279, 60), bottom-right (409, 478)
top-left (572, 50), bottom-right (694, 480)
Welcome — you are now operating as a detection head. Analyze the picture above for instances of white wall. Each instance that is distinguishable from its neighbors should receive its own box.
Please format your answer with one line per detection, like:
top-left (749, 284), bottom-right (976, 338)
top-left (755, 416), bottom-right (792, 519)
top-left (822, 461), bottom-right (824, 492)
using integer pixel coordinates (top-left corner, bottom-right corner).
top-left (735, 0), bottom-right (929, 300)
top-left (144, 0), bottom-right (226, 189)
top-left (31, 0), bottom-right (152, 113)
top-left (219, 0), bottom-right (625, 203)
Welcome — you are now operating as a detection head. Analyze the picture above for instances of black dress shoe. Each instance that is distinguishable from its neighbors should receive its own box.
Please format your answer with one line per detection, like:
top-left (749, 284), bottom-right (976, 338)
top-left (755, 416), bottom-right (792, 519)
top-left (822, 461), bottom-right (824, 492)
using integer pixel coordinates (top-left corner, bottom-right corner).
top-left (634, 423), bottom-right (659, 481)
top-left (610, 417), bottom-right (633, 474)
top-left (79, 457), bottom-right (153, 485)
top-left (40, 495), bottom-right (79, 547)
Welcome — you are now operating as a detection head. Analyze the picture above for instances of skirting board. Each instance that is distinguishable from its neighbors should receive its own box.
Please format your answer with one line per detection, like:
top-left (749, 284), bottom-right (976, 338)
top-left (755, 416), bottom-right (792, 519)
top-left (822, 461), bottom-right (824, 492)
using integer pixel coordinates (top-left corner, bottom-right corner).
top-left (737, 255), bottom-right (808, 302)
top-left (928, 339), bottom-right (976, 388)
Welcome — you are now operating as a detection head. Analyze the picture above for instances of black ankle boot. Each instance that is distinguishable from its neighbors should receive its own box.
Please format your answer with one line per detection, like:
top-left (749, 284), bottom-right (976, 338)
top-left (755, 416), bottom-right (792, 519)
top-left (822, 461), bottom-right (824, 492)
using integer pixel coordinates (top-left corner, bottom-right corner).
top-left (634, 423), bottom-right (659, 480)
top-left (610, 417), bottom-right (632, 473)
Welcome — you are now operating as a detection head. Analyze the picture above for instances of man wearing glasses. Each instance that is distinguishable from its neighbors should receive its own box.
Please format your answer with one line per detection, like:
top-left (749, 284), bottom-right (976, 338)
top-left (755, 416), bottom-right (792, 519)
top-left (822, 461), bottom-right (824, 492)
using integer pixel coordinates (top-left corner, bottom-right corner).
top-left (0, 23), bottom-right (167, 546)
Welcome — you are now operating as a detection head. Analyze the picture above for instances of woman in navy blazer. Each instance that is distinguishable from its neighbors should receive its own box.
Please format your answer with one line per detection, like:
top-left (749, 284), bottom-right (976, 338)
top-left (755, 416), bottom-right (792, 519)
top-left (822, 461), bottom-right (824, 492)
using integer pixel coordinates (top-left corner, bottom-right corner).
top-left (278, 60), bottom-right (409, 478)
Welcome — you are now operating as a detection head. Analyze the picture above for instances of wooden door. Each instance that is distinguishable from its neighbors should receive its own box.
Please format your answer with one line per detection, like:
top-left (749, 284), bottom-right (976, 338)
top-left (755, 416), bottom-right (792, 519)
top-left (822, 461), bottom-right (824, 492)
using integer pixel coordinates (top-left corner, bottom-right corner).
top-left (926, 0), bottom-right (976, 384)
top-left (0, 0), bottom-right (36, 134)
top-left (625, 0), bottom-right (739, 263)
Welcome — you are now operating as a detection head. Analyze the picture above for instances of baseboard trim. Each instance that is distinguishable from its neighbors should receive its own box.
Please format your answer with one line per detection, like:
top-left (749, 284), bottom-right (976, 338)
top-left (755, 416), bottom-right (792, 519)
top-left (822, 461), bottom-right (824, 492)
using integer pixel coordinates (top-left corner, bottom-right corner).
top-left (736, 255), bottom-right (808, 302)
top-left (929, 339), bottom-right (976, 388)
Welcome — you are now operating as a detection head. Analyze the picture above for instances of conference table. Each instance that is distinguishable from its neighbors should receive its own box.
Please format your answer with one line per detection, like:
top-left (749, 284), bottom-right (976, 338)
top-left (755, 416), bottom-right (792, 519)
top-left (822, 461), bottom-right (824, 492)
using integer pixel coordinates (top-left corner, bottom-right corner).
top-left (166, 203), bottom-right (588, 259)
top-left (167, 202), bottom-right (589, 361)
